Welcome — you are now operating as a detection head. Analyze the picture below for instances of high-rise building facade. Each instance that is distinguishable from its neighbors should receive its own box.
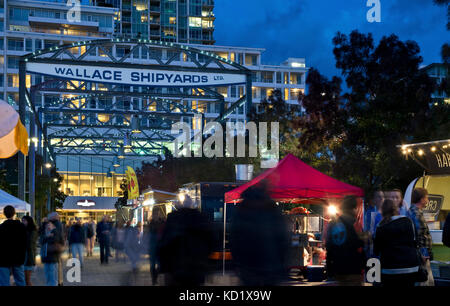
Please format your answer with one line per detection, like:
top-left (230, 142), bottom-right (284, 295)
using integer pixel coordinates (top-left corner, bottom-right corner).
top-left (1, 1), bottom-right (307, 207)
top-left (114, 0), bottom-right (215, 44)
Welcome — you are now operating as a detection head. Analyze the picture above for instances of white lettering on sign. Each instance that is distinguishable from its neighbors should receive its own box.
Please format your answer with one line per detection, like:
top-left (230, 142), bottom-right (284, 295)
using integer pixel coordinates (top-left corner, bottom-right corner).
top-left (77, 200), bottom-right (95, 207)
top-left (25, 63), bottom-right (247, 87)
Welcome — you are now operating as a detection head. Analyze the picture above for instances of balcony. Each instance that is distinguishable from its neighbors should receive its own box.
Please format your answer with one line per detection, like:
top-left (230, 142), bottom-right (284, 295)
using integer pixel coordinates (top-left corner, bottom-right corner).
top-left (28, 16), bottom-right (99, 31)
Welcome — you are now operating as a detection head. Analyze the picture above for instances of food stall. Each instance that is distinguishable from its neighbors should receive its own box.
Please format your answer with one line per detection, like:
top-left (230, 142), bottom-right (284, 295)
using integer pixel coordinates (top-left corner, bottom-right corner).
top-left (399, 139), bottom-right (450, 284)
top-left (225, 154), bottom-right (364, 281)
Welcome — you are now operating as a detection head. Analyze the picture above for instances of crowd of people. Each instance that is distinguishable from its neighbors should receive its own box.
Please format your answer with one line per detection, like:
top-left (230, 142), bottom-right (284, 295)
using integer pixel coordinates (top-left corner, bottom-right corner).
top-left (326, 187), bottom-right (450, 286)
top-left (0, 184), bottom-right (449, 287)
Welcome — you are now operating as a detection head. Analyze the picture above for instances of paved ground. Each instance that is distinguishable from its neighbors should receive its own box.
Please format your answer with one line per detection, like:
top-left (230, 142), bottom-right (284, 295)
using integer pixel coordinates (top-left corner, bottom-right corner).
top-left (29, 247), bottom-right (330, 286)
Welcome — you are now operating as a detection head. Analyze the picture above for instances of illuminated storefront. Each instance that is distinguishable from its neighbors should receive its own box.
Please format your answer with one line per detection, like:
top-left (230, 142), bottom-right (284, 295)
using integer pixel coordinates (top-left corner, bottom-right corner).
top-left (57, 196), bottom-right (118, 223)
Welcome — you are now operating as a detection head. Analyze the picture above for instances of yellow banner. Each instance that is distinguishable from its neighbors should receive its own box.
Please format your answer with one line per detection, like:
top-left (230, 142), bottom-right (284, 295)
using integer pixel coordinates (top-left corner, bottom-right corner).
top-left (126, 166), bottom-right (139, 199)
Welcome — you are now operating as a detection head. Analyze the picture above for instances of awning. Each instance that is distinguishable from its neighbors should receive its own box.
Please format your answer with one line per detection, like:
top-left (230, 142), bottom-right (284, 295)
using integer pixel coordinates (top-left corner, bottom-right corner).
top-left (0, 188), bottom-right (31, 213)
top-left (225, 154), bottom-right (364, 203)
top-left (59, 196), bottom-right (119, 211)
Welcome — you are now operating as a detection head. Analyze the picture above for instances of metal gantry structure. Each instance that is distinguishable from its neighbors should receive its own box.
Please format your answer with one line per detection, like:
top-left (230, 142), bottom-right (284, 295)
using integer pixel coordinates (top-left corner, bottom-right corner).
top-left (18, 38), bottom-right (252, 218)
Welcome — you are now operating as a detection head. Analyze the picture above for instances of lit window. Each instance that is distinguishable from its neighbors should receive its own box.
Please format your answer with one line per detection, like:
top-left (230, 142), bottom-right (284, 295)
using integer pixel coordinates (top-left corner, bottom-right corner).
top-left (169, 17), bottom-right (176, 24)
top-left (291, 62), bottom-right (305, 68)
top-left (189, 17), bottom-right (202, 27)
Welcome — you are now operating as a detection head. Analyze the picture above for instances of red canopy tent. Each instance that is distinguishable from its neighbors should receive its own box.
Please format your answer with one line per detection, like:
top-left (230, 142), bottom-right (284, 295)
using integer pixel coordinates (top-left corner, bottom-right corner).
top-left (225, 154), bottom-right (365, 230)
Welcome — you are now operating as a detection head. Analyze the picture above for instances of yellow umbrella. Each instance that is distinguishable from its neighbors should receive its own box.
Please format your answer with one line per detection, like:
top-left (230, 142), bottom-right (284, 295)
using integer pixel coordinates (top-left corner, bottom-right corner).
top-left (0, 99), bottom-right (29, 159)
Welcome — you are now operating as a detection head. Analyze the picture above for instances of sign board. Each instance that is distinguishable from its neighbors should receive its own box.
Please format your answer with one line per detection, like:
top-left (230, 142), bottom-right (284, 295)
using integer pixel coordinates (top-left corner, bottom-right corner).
top-left (76, 199), bottom-right (96, 207)
top-left (26, 62), bottom-right (247, 87)
top-left (420, 144), bottom-right (450, 175)
top-left (423, 194), bottom-right (444, 220)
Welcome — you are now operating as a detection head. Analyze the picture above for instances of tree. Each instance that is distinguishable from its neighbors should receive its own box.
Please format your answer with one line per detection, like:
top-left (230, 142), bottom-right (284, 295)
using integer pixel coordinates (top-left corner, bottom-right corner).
top-left (433, 0), bottom-right (450, 62)
top-left (331, 31), bottom-right (443, 194)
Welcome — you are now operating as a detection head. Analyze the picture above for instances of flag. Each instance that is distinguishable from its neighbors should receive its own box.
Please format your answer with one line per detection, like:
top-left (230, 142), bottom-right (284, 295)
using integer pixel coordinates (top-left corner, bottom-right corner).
top-left (126, 166), bottom-right (139, 199)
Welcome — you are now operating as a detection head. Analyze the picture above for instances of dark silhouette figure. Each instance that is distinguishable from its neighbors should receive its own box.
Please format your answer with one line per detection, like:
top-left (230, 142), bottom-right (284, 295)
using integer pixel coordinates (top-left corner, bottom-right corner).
top-left (158, 196), bottom-right (214, 286)
top-left (96, 216), bottom-right (112, 264)
top-left (325, 196), bottom-right (366, 286)
top-left (229, 185), bottom-right (290, 286)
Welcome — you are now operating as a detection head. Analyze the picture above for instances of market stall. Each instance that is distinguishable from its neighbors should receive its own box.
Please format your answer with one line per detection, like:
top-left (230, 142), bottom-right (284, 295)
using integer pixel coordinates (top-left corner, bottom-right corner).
top-left (224, 154), bottom-right (364, 278)
top-left (0, 188), bottom-right (31, 223)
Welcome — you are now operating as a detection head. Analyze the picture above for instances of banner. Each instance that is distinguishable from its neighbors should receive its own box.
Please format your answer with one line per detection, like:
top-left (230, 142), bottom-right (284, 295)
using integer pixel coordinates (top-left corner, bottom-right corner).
top-left (424, 194), bottom-right (444, 220)
top-left (425, 150), bottom-right (450, 175)
top-left (126, 166), bottom-right (139, 200)
top-left (26, 62), bottom-right (247, 87)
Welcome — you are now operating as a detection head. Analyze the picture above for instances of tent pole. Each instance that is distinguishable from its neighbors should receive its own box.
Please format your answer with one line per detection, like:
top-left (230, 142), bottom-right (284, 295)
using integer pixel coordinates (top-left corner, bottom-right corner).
top-left (222, 201), bottom-right (227, 276)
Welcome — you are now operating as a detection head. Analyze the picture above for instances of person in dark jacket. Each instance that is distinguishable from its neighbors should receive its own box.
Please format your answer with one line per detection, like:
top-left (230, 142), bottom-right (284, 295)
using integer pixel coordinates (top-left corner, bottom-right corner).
top-left (48, 212), bottom-right (65, 286)
top-left (148, 211), bottom-right (166, 285)
top-left (21, 215), bottom-right (38, 286)
top-left (374, 199), bottom-right (421, 286)
top-left (230, 185), bottom-right (290, 286)
top-left (326, 195), bottom-right (366, 286)
top-left (158, 195), bottom-right (214, 286)
top-left (68, 218), bottom-right (86, 267)
top-left (40, 219), bottom-right (63, 286)
top-left (442, 213), bottom-right (450, 248)
top-left (0, 205), bottom-right (27, 286)
top-left (97, 215), bottom-right (112, 264)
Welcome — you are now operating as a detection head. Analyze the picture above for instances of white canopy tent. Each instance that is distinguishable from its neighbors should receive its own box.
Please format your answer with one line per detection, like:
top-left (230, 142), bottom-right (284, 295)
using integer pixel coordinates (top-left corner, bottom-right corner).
top-left (0, 188), bottom-right (31, 213)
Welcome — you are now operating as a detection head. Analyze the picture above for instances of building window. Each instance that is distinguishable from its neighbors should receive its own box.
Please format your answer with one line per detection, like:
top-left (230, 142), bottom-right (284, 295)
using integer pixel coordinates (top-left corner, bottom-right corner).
top-left (7, 38), bottom-right (24, 51)
top-left (7, 57), bottom-right (19, 69)
top-left (189, 17), bottom-right (202, 27)
top-left (169, 16), bottom-right (176, 24)
top-left (25, 39), bottom-right (33, 52)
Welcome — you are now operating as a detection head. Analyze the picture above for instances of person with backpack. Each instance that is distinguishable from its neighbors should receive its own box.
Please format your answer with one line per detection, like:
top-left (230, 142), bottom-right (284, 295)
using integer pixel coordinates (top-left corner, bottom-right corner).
top-left (68, 218), bottom-right (86, 268)
top-left (325, 196), bottom-right (366, 286)
top-left (374, 199), bottom-right (421, 286)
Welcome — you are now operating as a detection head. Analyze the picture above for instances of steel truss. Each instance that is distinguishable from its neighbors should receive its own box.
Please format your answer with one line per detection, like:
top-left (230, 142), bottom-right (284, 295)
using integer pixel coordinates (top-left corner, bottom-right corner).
top-left (18, 38), bottom-right (252, 214)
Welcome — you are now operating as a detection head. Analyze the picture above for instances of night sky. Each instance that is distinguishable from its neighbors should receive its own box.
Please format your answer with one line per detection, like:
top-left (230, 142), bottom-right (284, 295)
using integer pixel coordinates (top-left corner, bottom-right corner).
top-left (214, 0), bottom-right (449, 80)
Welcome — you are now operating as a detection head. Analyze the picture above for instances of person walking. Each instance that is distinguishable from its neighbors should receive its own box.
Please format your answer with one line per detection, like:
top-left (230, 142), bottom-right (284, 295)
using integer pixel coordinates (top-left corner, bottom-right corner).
top-left (325, 196), bottom-right (366, 286)
top-left (48, 212), bottom-right (65, 286)
top-left (124, 222), bottom-right (142, 278)
top-left (112, 222), bottom-right (126, 262)
top-left (85, 219), bottom-right (96, 257)
top-left (97, 215), bottom-right (112, 265)
top-left (40, 219), bottom-right (64, 286)
top-left (68, 218), bottom-right (86, 268)
top-left (158, 195), bottom-right (214, 286)
top-left (22, 215), bottom-right (38, 286)
top-left (0, 205), bottom-right (27, 286)
top-left (229, 185), bottom-right (290, 286)
top-left (374, 199), bottom-right (421, 286)
top-left (148, 213), bottom-right (165, 285)
top-left (408, 188), bottom-right (434, 286)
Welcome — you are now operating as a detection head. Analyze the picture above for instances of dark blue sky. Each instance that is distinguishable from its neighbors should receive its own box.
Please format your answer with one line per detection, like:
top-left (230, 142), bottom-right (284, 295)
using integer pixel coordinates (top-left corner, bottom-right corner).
top-left (214, 0), bottom-right (448, 80)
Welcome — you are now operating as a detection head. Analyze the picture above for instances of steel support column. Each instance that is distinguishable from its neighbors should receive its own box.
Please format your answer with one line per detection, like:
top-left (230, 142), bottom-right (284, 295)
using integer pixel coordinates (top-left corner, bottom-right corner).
top-left (245, 73), bottom-right (253, 121)
top-left (28, 113), bottom-right (36, 219)
top-left (18, 59), bottom-right (27, 200)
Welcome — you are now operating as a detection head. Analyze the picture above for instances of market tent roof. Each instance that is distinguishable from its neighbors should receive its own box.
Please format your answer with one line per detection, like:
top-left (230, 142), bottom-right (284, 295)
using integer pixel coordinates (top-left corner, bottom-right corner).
top-left (225, 154), bottom-right (364, 203)
top-left (0, 188), bottom-right (31, 212)
top-left (59, 196), bottom-right (119, 211)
